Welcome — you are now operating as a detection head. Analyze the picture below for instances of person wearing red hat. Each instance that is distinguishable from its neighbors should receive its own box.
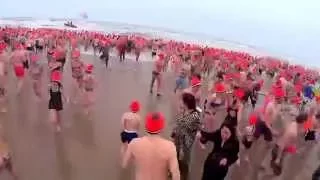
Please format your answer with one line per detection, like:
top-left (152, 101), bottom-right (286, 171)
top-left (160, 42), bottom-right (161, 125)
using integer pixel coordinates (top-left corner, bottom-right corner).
top-left (48, 71), bottom-right (67, 132)
top-left (100, 42), bottom-right (110, 69)
top-left (122, 112), bottom-right (180, 180)
top-left (0, 125), bottom-right (17, 179)
top-left (29, 53), bottom-right (44, 101)
top-left (10, 44), bottom-right (28, 95)
top-left (55, 43), bottom-right (67, 71)
top-left (70, 51), bottom-right (84, 103)
top-left (184, 75), bottom-right (202, 112)
top-left (0, 50), bottom-right (8, 113)
top-left (174, 60), bottom-right (191, 93)
top-left (35, 37), bottom-right (44, 54)
top-left (120, 100), bottom-right (142, 156)
top-left (223, 88), bottom-right (245, 130)
top-left (83, 64), bottom-right (96, 117)
top-left (269, 112), bottom-right (307, 176)
top-left (149, 53), bottom-right (164, 96)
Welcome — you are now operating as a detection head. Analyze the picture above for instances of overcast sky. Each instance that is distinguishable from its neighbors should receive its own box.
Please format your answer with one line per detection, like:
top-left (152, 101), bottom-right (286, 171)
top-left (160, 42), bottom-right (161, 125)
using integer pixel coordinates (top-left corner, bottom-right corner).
top-left (1, 0), bottom-right (320, 65)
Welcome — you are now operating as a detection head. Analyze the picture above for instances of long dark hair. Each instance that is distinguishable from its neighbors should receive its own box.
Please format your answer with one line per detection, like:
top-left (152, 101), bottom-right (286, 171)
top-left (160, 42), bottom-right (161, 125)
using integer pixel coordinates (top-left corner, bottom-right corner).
top-left (220, 123), bottom-right (237, 140)
top-left (182, 92), bottom-right (196, 111)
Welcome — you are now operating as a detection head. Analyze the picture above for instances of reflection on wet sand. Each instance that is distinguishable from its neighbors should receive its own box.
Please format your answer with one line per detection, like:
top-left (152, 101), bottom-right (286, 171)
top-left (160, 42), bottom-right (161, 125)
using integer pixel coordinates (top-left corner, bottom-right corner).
top-left (0, 53), bottom-right (319, 180)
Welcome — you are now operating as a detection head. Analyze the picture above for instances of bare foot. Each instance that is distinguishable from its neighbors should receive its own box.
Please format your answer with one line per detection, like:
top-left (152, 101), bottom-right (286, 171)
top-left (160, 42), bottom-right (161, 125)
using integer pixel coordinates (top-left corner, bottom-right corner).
top-left (0, 107), bottom-right (7, 113)
top-left (56, 125), bottom-right (62, 132)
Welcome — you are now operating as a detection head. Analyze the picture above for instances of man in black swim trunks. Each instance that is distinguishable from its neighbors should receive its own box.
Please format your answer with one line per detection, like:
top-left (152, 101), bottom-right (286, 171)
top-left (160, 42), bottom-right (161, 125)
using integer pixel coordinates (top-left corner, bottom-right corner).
top-left (120, 101), bottom-right (141, 156)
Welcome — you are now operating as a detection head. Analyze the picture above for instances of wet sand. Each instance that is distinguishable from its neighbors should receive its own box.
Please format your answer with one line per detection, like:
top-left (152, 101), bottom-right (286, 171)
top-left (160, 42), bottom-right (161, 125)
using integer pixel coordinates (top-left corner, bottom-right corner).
top-left (0, 51), bottom-right (319, 180)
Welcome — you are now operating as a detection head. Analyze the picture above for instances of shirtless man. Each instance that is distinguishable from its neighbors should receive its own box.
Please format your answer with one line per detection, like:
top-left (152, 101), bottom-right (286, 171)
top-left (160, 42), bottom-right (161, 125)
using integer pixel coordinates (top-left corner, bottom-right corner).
top-left (11, 44), bottom-right (28, 95)
top-left (150, 54), bottom-right (165, 96)
top-left (120, 101), bottom-right (141, 156)
top-left (83, 64), bottom-right (96, 117)
top-left (242, 88), bottom-right (286, 154)
top-left (122, 112), bottom-right (180, 180)
top-left (269, 112), bottom-right (307, 176)
top-left (174, 59), bottom-right (191, 93)
top-left (0, 125), bottom-right (17, 179)
top-left (100, 43), bottom-right (110, 69)
top-left (29, 54), bottom-right (43, 100)
top-left (0, 48), bottom-right (8, 112)
top-left (35, 37), bottom-right (44, 53)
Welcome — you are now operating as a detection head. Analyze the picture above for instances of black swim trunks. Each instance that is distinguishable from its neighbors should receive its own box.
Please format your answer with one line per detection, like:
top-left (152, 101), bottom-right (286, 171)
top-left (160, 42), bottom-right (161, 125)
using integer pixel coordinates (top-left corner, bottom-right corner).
top-left (152, 71), bottom-right (160, 76)
top-left (26, 46), bottom-right (33, 51)
top-left (0, 154), bottom-right (12, 172)
top-left (152, 51), bottom-right (156, 57)
top-left (23, 60), bottom-right (29, 69)
top-left (120, 131), bottom-right (138, 143)
top-left (36, 45), bottom-right (43, 50)
top-left (253, 116), bottom-right (273, 142)
top-left (0, 87), bottom-right (5, 97)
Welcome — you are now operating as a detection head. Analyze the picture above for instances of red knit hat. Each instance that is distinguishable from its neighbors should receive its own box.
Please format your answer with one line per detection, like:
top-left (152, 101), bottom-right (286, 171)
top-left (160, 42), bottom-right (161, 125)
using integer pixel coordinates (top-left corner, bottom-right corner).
top-left (248, 113), bottom-right (258, 125)
top-left (86, 64), bottom-right (93, 73)
top-left (214, 82), bottom-right (226, 93)
top-left (145, 112), bottom-right (165, 134)
top-left (130, 100), bottom-right (140, 113)
top-left (234, 88), bottom-right (245, 99)
top-left (51, 71), bottom-right (61, 82)
top-left (273, 87), bottom-right (285, 98)
top-left (191, 76), bottom-right (201, 87)
top-left (158, 53), bottom-right (165, 60)
top-left (71, 49), bottom-right (80, 58)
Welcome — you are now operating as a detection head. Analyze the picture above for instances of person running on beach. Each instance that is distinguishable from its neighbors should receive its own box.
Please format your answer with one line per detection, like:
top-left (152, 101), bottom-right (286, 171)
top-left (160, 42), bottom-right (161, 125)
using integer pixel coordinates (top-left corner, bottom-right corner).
top-left (150, 53), bottom-right (165, 96)
top-left (11, 44), bottom-right (28, 95)
top-left (122, 112), bottom-right (180, 180)
top-left (0, 48), bottom-right (8, 112)
top-left (82, 64), bottom-right (96, 117)
top-left (120, 100), bottom-right (141, 156)
top-left (55, 43), bottom-right (67, 71)
top-left (242, 87), bottom-right (286, 162)
top-left (268, 112), bottom-right (307, 176)
top-left (0, 125), bottom-right (17, 179)
top-left (100, 42), bottom-right (110, 69)
top-left (29, 53), bottom-right (44, 101)
top-left (48, 71), bottom-right (67, 132)
top-left (174, 58), bottom-right (191, 93)
top-left (70, 48), bottom-right (84, 103)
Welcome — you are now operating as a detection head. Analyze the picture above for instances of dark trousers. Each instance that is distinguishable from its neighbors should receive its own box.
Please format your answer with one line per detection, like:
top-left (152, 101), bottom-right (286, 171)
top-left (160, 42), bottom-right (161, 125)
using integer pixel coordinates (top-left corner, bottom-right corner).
top-left (313, 164), bottom-right (320, 180)
top-left (105, 56), bottom-right (109, 69)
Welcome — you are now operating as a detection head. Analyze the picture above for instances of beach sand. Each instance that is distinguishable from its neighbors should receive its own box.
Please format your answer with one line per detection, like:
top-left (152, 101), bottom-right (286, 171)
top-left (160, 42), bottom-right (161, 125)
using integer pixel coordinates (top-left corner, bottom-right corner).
top-left (0, 51), bottom-right (319, 180)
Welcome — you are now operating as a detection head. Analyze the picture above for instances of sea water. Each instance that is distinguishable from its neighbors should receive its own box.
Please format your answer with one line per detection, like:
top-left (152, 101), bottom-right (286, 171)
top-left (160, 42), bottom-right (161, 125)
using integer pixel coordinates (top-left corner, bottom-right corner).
top-left (0, 17), bottom-right (314, 67)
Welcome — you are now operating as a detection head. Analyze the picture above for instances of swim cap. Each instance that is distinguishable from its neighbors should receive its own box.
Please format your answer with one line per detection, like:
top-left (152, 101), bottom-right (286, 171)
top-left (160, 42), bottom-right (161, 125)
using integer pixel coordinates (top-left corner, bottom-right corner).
top-left (71, 49), bottom-right (80, 58)
top-left (233, 88), bottom-right (245, 99)
top-left (30, 54), bottom-right (39, 62)
top-left (214, 82), bottom-right (226, 93)
top-left (86, 64), bottom-right (93, 73)
top-left (158, 53), bottom-right (165, 60)
top-left (273, 87), bottom-right (285, 98)
top-left (248, 113), bottom-right (258, 125)
top-left (145, 112), bottom-right (165, 134)
top-left (51, 71), bottom-right (61, 82)
top-left (191, 76), bottom-right (201, 87)
top-left (130, 100), bottom-right (140, 113)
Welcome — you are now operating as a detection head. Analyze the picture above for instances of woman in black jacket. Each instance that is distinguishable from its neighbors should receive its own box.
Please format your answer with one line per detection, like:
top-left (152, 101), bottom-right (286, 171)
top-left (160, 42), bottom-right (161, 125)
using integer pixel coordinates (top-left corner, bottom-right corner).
top-left (199, 123), bottom-right (239, 180)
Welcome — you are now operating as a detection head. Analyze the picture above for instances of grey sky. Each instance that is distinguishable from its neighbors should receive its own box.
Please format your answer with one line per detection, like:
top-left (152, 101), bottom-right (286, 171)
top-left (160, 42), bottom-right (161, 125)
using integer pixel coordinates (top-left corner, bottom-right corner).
top-left (1, 0), bottom-right (320, 65)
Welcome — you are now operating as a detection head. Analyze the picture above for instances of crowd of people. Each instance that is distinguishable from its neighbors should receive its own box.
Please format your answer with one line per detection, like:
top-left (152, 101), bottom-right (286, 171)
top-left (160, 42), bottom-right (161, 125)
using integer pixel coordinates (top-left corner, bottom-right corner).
top-left (0, 26), bottom-right (320, 180)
